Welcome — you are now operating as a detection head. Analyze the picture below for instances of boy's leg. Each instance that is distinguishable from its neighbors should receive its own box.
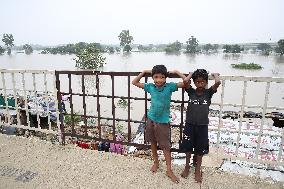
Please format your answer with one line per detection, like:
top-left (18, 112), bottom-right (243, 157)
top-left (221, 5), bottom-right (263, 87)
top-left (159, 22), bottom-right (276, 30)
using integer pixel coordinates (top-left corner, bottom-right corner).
top-left (194, 154), bottom-right (203, 183)
top-left (163, 149), bottom-right (179, 183)
top-left (150, 142), bottom-right (159, 173)
top-left (181, 152), bottom-right (192, 178)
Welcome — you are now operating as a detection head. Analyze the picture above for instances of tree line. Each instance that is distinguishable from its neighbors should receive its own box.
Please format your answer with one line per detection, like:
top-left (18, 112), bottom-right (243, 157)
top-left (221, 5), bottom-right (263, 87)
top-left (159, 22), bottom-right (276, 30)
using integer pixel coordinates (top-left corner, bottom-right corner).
top-left (1, 31), bottom-right (284, 70)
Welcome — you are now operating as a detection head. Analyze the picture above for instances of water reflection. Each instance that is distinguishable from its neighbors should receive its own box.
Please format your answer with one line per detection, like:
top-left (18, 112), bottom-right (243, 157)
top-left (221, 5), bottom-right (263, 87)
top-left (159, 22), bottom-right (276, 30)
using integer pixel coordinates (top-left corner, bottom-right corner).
top-left (185, 53), bottom-right (196, 63)
top-left (165, 52), bottom-right (181, 56)
top-left (274, 56), bottom-right (284, 64)
top-left (222, 53), bottom-right (242, 60)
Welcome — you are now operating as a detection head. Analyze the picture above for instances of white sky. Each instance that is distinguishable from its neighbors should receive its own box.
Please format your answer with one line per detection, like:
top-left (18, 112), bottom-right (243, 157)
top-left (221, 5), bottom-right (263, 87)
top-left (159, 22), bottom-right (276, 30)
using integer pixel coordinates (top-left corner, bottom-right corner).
top-left (1, 0), bottom-right (283, 46)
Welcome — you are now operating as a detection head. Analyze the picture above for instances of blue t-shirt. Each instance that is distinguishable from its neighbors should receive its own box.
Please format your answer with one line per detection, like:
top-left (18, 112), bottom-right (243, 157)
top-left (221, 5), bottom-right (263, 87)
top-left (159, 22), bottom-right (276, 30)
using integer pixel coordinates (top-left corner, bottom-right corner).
top-left (144, 82), bottom-right (178, 123)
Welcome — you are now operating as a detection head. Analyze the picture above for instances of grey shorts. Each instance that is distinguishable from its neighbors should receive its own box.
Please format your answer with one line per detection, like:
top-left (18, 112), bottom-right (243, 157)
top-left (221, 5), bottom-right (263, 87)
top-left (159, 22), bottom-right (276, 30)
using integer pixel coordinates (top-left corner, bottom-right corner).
top-left (145, 119), bottom-right (171, 150)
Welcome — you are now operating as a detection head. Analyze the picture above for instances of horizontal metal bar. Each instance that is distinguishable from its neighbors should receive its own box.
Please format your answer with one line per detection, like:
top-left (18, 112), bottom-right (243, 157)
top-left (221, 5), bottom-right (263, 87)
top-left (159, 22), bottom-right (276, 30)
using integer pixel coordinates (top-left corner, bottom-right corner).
top-left (1, 123), bottom-right (58, 134)
top-left (0, 69), bottom-right (54, 74)
top-left (209, 127), bottom-right (282, 138)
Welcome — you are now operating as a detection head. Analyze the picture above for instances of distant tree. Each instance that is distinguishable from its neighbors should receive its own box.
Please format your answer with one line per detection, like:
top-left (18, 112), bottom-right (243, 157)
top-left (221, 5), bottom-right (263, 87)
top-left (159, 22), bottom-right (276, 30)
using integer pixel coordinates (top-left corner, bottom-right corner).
top-left (0, 46), bottom-right (5, 55)
top-left (2, 34), bottom-right (14, 55)
top-left (203, 44), bottom-right (213, 52)
top-left (223, 44), bottom-right (231, 53)
top-left (137, 45), bottom-right (144, 51)
top-left (212, 44), bottom-right (219, 51)
top-left (23, 44), bottom-right (33, 54)
top-left (223, 44), bottom-right (243, 53)
top-left (40, 42), bottom-right (103, 55)
top-left (185, 36), bottom-right (199, 53)
top-left (231, 45), bottom-right (242, 53)
top-left (118, 30), bottom-right (134, 53)
top-left (165, 40), bottom-right (182, 53)
top-left (108, 46), bottom-right (115, 53)
top-left (275, 39), bottom-right (284, 56)
top-left (74, 44), bottom-right (106, 70)
top-left (137, 44), bottom-right (153, 52)
top-left (115, 47), bottom-right (121, 52)
top-left (257, 43), bottom-right (272, 55)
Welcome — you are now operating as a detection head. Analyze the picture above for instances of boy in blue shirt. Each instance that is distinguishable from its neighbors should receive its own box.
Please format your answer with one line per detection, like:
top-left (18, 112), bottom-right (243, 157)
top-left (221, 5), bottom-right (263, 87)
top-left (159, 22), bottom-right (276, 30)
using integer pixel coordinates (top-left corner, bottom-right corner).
top-left (132, 65), bottom-right (186, 183)
top-left (180, 69), bottom-right (221, 183)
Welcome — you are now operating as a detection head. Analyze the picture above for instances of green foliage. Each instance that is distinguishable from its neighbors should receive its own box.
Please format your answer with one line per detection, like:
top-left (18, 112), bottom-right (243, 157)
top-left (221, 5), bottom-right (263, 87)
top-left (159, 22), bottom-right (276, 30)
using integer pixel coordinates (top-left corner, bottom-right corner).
top-left (202, 44), bottom-right (219, 52)
top-left (108, 46), bottom-right (115, 53)
top-left (275, 39), bottom-right (284, 55)
top-left (123, 44), bottom-right (132, 52)
top-left (23, 44), bottom-right (33, 54)
top-left (231, 63), bottom-right (262, 70)
top-left (0, 46), bottom-right (5, 55)
top-left (137, 44), bottom-right (153, 52)
top-left (165, 40), bottom-right (182, 53)
top-left (74, 44), bottom-right (106, 70)
top-left (117, 98), bottom-right (128, 109)
top-left (115, 47), bottom-right (121, 52)
top-left (116, 122), bottom-right (124, 133)
top-left (64, 113), bottom-right (82, 125)
top-left (2, 34), bottom-right (14, 55)
top-left (223, 44), bottom-right (243, 53)
top-left (185, 36), bottom-right (199, 53)
top-left (257, 43), bottom-right (272, 55)
top-left (118, 30), bottom-right (134, 52)
top-left (41, 42), bottom-right (106, 55)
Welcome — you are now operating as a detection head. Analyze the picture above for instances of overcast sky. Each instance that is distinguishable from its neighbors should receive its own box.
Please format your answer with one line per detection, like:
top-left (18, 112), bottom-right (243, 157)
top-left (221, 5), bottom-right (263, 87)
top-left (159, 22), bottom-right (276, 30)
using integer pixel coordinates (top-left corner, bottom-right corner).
top-left (1, 0), bottom-right (283, 46)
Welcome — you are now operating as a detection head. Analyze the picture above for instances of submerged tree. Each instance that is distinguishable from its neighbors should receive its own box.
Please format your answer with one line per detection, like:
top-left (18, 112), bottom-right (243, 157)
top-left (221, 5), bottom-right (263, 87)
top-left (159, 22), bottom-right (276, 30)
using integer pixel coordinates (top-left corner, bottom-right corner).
top-left (23, 44), bottom-right (33, 54)
top-left (185, 36), bottom-right (199, 53)
top-left (275, 39), bottom-right (284, 56)
top-left (2, 34), bottom-right (14, 55)
top-left (118, 30), bottom-right (134, 53)
top-left (223, 44), bottom-right (243, 53)
top-left (165, 40), bottom-right (182, 53)
top-left (257, 43), bottom-right (272, 55)
top-left (74, 44), bottom-right (106, 69)
top-left (0, 46), bottom-right (5, 55)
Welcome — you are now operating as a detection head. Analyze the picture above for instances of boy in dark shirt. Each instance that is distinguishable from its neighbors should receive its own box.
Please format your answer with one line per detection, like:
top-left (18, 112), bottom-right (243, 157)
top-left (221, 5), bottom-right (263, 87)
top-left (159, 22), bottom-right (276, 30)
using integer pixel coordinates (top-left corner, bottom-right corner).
top-left (180, 69), bottom-right (221, 183)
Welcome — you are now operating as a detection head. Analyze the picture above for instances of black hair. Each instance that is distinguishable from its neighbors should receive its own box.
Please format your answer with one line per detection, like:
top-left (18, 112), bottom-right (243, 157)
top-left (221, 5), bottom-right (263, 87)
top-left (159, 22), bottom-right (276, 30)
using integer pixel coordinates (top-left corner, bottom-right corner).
top-left (151, 65), bottom-right (168, 78)
top-left (192, 69), bottom-right (208, 82)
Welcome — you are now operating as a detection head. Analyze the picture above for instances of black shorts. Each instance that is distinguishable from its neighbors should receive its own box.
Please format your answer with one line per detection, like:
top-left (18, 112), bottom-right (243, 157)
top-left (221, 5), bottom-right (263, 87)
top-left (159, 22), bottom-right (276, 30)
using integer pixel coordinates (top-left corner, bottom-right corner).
top-left (180, 123), bottom-right (209, 155)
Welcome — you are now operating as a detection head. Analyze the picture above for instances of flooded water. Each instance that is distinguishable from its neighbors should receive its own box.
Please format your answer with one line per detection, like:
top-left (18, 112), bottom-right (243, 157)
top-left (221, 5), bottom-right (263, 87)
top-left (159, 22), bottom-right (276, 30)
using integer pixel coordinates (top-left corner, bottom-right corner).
top-left (1, 51), bottom-right (284, 125)
top-left (1, 51), bottom-right (284, 77)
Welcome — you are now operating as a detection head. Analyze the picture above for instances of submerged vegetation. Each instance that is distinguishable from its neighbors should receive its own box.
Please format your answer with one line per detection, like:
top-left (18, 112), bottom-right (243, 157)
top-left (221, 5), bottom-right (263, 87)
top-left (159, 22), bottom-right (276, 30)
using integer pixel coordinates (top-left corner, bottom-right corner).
top-left (1, 31), bottom-right (284, 57)
top-left (231, 63), bottom-right (262, 70)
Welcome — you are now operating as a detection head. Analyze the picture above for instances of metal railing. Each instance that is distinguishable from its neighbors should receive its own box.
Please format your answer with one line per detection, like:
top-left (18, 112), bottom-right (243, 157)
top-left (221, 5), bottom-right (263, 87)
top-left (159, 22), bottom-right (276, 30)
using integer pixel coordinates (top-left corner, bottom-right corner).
top-left (0, 69), bottom-right (59, 134)
top-left (1, 69), bottom-right (284, 166)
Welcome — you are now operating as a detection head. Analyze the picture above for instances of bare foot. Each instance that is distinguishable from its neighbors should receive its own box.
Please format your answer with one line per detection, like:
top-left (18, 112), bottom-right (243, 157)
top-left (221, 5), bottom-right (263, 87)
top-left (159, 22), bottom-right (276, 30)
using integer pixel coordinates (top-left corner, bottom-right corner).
top-left (194, 170), bottom-right (202, 183)
top-left (181, 166), bottom-right (190, 178)
top-left (166, 170), bottom-right (180, 183)
top-left (150, 163), bottom-right (159, 173)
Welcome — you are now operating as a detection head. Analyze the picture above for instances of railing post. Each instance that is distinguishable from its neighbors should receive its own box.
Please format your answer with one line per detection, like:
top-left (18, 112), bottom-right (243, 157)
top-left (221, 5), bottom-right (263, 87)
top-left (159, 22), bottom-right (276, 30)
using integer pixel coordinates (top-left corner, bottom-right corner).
top-left (82, 75), bottom-right (87, 136)
top-left (96, 74), bottom-right (101, 139)
top-left (111, 75), bottom-right (116, 141)
top-left (235, 81), bottom-right (247, 156)
top-left (255, 82), bottom-right (270, 159)
top-left (217, 80), bottom-right (225, 147)
top-left (127, 75), bottom-right (131, 142)
top-left (55, 71), bottom-right (65, 144)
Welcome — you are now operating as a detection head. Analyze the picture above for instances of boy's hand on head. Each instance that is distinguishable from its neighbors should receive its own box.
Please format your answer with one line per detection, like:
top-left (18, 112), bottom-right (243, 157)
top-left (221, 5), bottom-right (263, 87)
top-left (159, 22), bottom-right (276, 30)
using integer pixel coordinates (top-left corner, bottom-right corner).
top-left (143, 70), bottom-right (152, 74)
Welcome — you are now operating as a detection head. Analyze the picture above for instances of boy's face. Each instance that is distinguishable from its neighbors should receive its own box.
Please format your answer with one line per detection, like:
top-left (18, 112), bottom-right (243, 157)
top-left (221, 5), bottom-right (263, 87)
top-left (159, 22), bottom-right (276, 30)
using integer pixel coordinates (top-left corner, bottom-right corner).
top-left (193, 77), bottom-right (208, 90)
top-left (152, 73), bottom-right (166, 87)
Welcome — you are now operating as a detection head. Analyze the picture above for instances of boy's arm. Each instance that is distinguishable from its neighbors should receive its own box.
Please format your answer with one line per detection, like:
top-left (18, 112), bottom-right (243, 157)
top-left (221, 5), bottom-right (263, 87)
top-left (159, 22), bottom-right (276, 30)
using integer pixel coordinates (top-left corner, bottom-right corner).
top-left (168, 70), bottom-right (187, 88)
top-left (211, 73), bottom-right (221, 91)
top-left (132, 70), bottom-right (151, 89)
top-left (183, 72), bottom-right (192, 89)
